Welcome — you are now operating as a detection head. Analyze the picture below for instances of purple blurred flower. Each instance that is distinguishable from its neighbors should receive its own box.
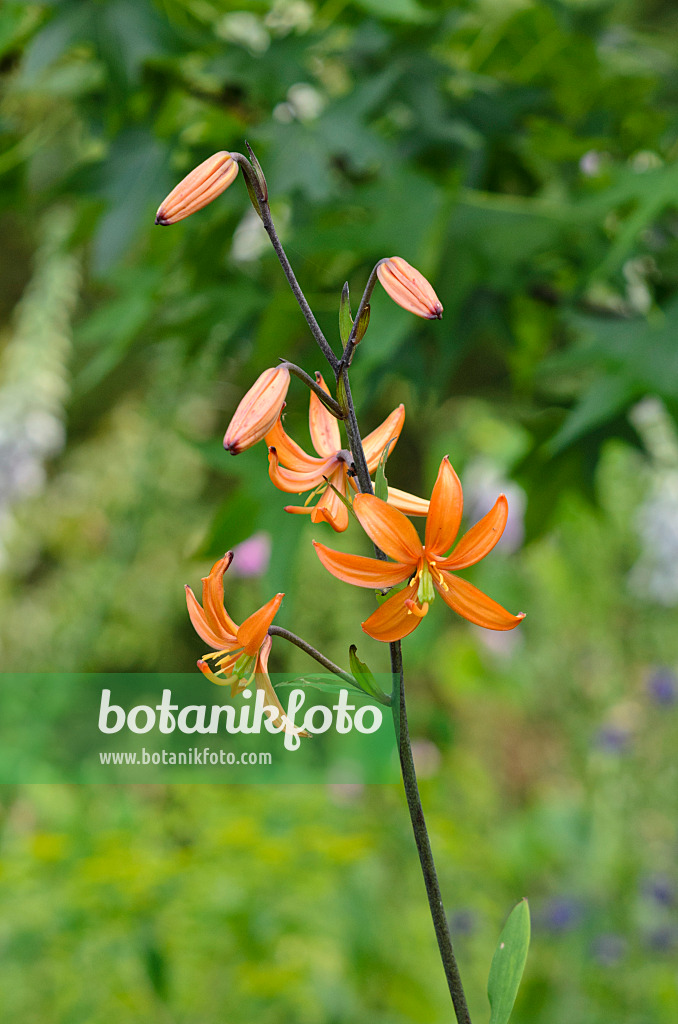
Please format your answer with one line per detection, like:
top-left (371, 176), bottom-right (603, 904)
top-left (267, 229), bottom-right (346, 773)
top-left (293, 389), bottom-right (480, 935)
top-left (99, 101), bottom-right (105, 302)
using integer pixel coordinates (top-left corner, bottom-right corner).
top-left (647, 668), bottom-right (677, 706)
top-left (645, 925), bottom-right (678, 952)
top-left (230, 532), bottom-right (272, 577)
top-left (642, 873), bottom-right (674, 907)
top-left (592, 933), bottom-right (627, 966)
top-left (447, 909), bottom-right (475, 936)
top-left (595, 724), bottom-right (631, 754)
top-left (541, 897), bottom-right (581, 933)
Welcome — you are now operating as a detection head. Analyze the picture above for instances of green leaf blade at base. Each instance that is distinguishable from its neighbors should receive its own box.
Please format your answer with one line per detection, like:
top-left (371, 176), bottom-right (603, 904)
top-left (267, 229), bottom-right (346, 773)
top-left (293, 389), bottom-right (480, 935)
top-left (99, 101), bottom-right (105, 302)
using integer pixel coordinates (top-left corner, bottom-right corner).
top-left (488, 898), bottom-right (531, 1024)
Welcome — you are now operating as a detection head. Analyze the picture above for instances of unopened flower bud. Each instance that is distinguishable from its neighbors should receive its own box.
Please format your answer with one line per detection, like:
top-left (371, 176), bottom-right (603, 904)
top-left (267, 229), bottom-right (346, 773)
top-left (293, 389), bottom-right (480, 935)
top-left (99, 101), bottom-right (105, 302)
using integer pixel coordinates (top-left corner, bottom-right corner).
top-left (155, 152), bottom-right (238, 225)
top-left (377, 257), bottom-right (443, 320)
top-left (223, 367), bottom-right (290, 455)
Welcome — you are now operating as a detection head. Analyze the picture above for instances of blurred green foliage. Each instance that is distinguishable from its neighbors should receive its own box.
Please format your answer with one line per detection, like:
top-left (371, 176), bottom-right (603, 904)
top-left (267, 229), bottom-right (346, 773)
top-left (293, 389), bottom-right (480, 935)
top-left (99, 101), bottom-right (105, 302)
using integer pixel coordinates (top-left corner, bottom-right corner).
top-left (1, 0), bottom-right (678, 1020)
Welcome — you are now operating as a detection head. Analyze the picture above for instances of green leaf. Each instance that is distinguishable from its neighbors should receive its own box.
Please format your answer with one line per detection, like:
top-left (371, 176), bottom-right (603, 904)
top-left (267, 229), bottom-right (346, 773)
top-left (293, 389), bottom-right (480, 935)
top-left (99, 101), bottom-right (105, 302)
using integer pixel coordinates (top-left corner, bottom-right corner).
top-left (348, 646), bottom-right (392, 706)
top-left (374, 438), bottom-right (395, 501)
top-left (339, 282), bottom-right (353, 347)
top-left (488, 898), bottom-right (531, 1024)
top-left (353, 303), bottom-right (370, 345)
top-left (276, 676), bottom-right (350, 696)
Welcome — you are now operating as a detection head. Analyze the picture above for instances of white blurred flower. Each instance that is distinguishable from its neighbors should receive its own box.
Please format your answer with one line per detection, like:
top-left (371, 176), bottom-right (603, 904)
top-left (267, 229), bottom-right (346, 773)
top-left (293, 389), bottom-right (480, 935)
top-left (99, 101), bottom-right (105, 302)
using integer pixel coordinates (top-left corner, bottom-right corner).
top-left (216, 13), bottom-right (270, 53)
top-left (462, 458), bottom-right (526, 554)
top-left (265, 0), bottom-right (314, 35)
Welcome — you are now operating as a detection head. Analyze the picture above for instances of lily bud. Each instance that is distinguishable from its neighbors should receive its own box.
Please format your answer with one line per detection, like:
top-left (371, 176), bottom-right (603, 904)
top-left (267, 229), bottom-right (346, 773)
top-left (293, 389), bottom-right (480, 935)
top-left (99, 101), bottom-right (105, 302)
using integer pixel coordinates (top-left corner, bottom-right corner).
top-left (155, 152), bottom-right (238, 225)
top-left (224, 367), bottom-right (290, 455)
top-left (377, 257), bottom-right (443, 320)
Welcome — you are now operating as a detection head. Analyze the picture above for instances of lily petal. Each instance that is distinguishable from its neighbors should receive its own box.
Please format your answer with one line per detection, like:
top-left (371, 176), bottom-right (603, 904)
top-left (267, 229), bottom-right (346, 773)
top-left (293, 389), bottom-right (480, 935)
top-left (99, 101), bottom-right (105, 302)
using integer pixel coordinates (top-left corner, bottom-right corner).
top-left (438, 495), bottom-right (508, 570)
top-left (309, 465), bottom-right (349, 532)
top-left (387, 486), bottom-right (430, 516)
top-left (237, 592), bottom-right (284, 656)
top-left (309, 373), bottom-right (341, 458)
top-left (353, 494), bottom-right (422, 565)
top-left (186, 585), bottom-right (233, 650)
top-left (363, 405), bottom-right (405, 471)
top-left (362, 581), bottom-right (422, 642)
top-left (201, 552), bottom-right (239, 640)
top-left (268, 447), bottom-right (330, 493)
top-left (266, 413), bottom-right (326, 471)
top-left (284, 503), bottom-right (314, 516)
top-left (313, 541), bottom-right (414, 588)
top-left (256, 636), bottom-right (309, 739)
top-left (424, 456), bottom-right (463, 557)
top-left (436, 571), bottom-right (525, 630)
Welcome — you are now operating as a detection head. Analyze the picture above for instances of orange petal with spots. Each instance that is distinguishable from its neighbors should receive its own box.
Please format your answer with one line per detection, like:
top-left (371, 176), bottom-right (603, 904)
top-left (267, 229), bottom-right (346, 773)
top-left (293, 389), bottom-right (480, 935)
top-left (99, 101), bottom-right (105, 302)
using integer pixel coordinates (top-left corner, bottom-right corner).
top-left (424, 456), bottom-right (463, 557)
top-left (363, 405), bottom-right (405, 471)
top-left (313, 541), bottom-right (414, 588)
top-left (309, 372), bottom-right (341, 457)
top-left (268, 447), bottom-right (330, 493)
top-left (237, 593), bottom-right (284, 655)
top-left (186, 586), bottom-right (232, 650)
top-left (361, 581), bottom-right (423, 642)
top-left (201, 552), bottom-right (239, 640)
top-left (436, 571), bottom-right (525, 631)
top-left (308, 464), bottom-right (348, 532)
top-left (387, 486), bottom-right (429, 516)
top-left (265, 412), bottom-right (326, 471)
top-left (352, 494), bottom-right (422, 564)
top-left (439, 495), bottom-right (508, 570)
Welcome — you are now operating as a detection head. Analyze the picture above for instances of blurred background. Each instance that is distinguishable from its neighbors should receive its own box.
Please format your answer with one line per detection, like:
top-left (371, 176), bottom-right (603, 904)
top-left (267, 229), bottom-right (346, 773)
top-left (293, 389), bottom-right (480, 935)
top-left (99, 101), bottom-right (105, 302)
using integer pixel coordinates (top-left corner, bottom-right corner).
top-left (1, 0), bottom-right (678, 1020)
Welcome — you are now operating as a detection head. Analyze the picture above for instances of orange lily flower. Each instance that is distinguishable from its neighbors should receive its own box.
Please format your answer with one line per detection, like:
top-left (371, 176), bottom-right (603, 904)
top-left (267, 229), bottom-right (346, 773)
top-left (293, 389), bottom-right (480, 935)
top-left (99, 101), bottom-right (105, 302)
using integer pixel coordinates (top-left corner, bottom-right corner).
top-left (156, 151), bottom-right (238, 225)
top-left (265, 373), bottom-right (429, 532)
top-left (377, 257), bottom-right (443, 320)
top-left (313, 456), bottom-right (525, 642)
top-left (185, 552), bottom-right (307, 739)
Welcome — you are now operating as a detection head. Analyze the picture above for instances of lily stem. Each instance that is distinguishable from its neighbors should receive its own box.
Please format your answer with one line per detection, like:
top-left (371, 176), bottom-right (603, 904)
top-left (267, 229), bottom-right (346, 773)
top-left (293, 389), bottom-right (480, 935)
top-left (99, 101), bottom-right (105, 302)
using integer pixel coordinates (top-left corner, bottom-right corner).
top-left (390, 641), bottom-right (473, 1024)
top-left (268, 625), bottom-right (358, 690)
top-left (260, 212), bottom-right (339, 374)
top-left (282, 360), bottom-right (345, 419)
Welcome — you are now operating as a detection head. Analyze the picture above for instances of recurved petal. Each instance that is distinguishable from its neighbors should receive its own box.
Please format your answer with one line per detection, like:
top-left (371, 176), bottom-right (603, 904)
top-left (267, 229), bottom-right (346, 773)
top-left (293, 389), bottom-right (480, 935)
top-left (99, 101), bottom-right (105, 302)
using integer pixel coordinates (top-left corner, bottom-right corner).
top-left (224, 367), bottom-right (290, 454)
top-left (309, 372), bottom-right (341, 457)
top-left (438, 495), bottom-right (508, 570)
top-left (201, 552), bottom-right (239, 639)
top-left (186, 585), bottom-right (233, 650)
top-left (284, 504), bottom-right (314, 516)
top-left (255, 637), bottom-right (309, 739)
top-left (376, 257), bottom-right (443, 320)
top-left (309, 465), bottom-right (349, 532)
top-left (156, 152), bottom-right (238, 225)
top-left (387, 486), bottom-right (430, 516)
top-left (313, 541), bottom-right (414, 588)
top-left (424, 456), bottom-right (463, 557)
top-left (436, 571), bottom-right (525, 631)
top-left (362, 581), bottom-right (423, 642)
top-left (353, 493), bottom-right (422, 565)
top-left (237, 593), bottom-right (284, 656)
top-left (363, 405), bottom-right (405, 470)
top-left (265, 413), bottom-right (326, 471)
top-left (268, 447), bottom-right (330, 493)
